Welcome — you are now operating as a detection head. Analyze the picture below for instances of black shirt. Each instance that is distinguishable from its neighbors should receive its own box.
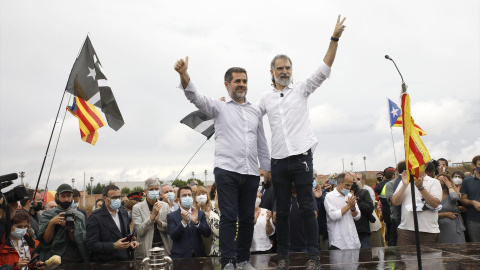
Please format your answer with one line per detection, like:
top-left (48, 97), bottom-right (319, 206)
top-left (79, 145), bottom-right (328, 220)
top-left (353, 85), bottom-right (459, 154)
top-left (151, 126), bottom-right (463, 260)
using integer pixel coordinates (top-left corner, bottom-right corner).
top-left (146, 200), bottom-right (163, 247)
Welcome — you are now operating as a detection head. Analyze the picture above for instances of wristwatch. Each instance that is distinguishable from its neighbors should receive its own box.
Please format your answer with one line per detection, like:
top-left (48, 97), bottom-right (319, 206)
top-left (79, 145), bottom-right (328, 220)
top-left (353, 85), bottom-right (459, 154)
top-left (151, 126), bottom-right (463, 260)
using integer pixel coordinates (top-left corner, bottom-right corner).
top-left (418, 186), bottom-right (425, 191)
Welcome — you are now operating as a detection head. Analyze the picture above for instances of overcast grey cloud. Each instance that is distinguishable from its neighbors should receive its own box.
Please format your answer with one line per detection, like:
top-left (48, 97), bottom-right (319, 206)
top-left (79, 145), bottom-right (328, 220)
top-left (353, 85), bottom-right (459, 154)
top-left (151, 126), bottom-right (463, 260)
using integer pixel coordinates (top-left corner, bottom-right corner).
top-left (1, 0), bottom-right (479, 192)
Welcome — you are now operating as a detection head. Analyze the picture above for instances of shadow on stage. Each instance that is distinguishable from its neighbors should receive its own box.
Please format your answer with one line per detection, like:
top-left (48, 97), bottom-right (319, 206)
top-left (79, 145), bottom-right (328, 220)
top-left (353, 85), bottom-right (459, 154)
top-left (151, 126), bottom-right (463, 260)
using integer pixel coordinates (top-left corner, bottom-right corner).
top-left (51, 242), bottom-right (480, 270)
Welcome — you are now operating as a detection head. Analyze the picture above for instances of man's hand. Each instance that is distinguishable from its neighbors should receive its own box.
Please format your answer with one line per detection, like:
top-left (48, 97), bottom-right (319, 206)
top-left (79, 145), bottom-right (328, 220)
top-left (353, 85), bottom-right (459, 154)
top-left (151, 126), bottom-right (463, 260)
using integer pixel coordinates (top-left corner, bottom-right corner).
top-left (17, 258), bottom-right (29, 268)
top-left (174, 56), bottom-right (189, 75)
top-left (446, 212), bottom-right (459, 220)
top-left (34, 261), bottom-right (46, 270)
top-left (472, 200), bottom-right (480, 211)
top-left (49, 212), bottom-right (66, 227)
top-left (162, 193), bottom-right (173, 207)
top-left (414, 176), bottom-right (424, 189)
top-left (401, 170), bottom-right (409, 186)
top-left (130, 241), bottom-right (140, 250)
top-left (181, 210), bottom-right (189, 225)
top-left (313, 184), bottom-right (323, 198)
top-left (266, 210), bottom-right (272, 220)
top-left (191, 207), bottom-right (199, 225)
top-left (346, 195), bottom-right (357, 210)
top-left (114, 237), bottom-right (131, 250)
top-left (264, 171), bottom-right (272, 184)
top-left (150, 201), bottom-right (161, 222)
top-left (332, 15), bottom-right (347, 38)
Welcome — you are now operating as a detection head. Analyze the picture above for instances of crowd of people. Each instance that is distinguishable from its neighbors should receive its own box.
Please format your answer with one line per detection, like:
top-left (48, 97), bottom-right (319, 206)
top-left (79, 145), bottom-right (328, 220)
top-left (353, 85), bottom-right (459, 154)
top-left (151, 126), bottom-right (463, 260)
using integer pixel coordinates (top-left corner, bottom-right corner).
top-left (0, 155), bottom-right (478, 269)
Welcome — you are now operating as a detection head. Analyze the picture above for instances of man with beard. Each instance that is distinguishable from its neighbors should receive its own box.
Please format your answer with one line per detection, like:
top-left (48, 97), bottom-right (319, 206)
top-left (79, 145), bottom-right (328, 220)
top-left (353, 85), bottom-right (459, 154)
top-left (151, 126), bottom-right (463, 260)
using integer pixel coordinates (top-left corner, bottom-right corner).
top-left (257, 15), bottom-right (346, 270)
top-left (174, 58), bottom-right (271, 270)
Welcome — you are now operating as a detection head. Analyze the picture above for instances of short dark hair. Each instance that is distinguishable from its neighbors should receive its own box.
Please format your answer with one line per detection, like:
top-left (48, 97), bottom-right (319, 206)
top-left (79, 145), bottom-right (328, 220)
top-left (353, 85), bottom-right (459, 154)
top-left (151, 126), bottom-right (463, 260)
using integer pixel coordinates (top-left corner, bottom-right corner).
top-left (224, 67), bottom-right (247, 83)
top-left (20, 189), bottom-right (35, 207)
top-left (451, 170), bottom-right (465, 179)
top-left (337, 173), bottom-right (347, 184)
top-left (177, 185), bottom-right (192, 198)
top-left (472, 155), bottom-right (480, 166)
top-left (73, 189), bottom-right (81, 198)
top-left (96, 198), bottom-right (104, 205)
top-left (438, 158), bottom-right (448, 166)
top-left (12, 210), bottom-right (30, 225)
top-left (102, 184), bottom-right (120, 197)
top-left (425, 162), bottom-right (436, 173)
top-left (397, 161), bottom-right (406, 174)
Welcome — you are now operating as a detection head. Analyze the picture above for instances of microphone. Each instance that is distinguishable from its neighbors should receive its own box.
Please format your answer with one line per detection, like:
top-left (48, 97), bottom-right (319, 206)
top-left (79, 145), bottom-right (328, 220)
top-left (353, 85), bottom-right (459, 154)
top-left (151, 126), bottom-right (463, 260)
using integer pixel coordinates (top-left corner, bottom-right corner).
top-left (0, 173), bottom-right (18, 183)
top-left (280, 93), bottom-right (284, 97)
top-left (34, 255), bottom-right (61, 269)
top-left (384, 54), bottom-right (407, 93)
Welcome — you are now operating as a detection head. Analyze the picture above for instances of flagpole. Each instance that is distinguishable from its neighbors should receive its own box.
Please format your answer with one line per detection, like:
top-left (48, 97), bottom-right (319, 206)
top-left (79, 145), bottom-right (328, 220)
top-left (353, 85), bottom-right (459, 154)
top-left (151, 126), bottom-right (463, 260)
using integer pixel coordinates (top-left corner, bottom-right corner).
top-left (390, 128), bottom-right (398, 165)
top-left (174, 138), bottom-right (209, 181)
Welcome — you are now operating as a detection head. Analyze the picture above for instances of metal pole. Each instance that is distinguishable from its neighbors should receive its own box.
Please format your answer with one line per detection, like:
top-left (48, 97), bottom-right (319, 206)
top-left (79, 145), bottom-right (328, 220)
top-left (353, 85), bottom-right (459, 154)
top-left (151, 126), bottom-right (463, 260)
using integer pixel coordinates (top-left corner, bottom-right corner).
top-left (350, 162), bottom-right (354, 172)
top-left (390, 128), bottom-right (398, 165)
top-left (19, 172), bottom-right (25, 186)
top-left (410, 174), bottom-right (423, 270)
top-left (363, 157), bottom-right (367, 174)
top-left (90, 177), bottom-right (94, 205)
top-left (72, 178), bottom-right (75, 189)
top-left (204, 170), bottom-right (207, 186)
top-left (342, 157), bottom-right (345, 172)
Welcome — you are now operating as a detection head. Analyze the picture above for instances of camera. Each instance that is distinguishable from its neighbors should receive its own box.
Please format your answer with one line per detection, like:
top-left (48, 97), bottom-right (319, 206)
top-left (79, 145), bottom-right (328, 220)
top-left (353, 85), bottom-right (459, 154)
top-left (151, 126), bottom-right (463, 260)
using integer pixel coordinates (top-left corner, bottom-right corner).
top-left (0, 173), bottom-right (29, 204)
top-left (64, 210), bottom-right (75, 229)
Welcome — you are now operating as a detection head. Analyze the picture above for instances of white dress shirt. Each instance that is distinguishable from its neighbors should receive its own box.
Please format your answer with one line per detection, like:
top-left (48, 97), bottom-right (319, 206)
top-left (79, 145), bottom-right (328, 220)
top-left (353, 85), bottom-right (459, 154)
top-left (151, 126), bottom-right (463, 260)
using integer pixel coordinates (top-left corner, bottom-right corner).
top-left (109, 209), bottom-right (121, 232)
top-left (180, 81), bottom-right (271, 175)
top-left (258, 62), bottom-right (331, 159)
top-left (325, 189), bottom-right (361, 250)
top-left (394, 175), bottom-right (442, 233)
top-left (251, 208), bottom-right (275, 252)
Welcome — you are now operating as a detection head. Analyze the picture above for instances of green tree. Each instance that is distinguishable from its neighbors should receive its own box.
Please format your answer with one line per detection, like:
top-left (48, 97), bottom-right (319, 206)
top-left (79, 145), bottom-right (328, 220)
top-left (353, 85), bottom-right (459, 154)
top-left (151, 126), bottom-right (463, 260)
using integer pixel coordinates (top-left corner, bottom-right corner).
top-left (172, 179), bottom-right (187, 187)
top-left (121, 187), bottom-right (131, 195)
top-left (187, 178), bottom-right (204, 186)
top-left (93, 183), bottom-right (105, 194)
top-left (132, 186), bottom-right (144, 192)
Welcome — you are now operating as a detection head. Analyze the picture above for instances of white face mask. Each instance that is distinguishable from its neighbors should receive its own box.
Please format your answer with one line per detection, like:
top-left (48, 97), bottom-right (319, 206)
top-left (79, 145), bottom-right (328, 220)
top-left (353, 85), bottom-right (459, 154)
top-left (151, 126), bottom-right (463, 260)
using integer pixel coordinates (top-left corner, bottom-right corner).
top-left (255, 198), bottom-right (261, 208)
top-left (453, 177), bottom-right (462, 185)
top-left (196, 194), bottom-right (208, 205)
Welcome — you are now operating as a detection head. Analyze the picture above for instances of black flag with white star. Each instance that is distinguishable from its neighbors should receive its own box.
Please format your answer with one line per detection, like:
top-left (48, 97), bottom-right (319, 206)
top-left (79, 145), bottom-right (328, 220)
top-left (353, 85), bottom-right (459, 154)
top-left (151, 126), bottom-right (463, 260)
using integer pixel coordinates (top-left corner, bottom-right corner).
top-left (65, 36), bottom-right (124, 131)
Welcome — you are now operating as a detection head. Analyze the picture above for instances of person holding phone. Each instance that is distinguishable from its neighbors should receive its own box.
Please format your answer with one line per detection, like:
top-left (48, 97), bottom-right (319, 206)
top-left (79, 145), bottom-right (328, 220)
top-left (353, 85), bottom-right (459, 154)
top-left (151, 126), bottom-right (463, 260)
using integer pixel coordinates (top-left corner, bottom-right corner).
top-left (86, 185), bottom-right (139, 262)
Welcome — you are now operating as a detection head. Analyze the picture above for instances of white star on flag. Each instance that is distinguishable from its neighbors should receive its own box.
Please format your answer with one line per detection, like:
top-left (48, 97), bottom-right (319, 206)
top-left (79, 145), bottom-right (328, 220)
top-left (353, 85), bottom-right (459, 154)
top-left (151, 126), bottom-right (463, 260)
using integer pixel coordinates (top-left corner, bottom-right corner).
top-left (391, 107), bottom-right (400, 117)
top-left (87, 67), bottom-right (96, 81)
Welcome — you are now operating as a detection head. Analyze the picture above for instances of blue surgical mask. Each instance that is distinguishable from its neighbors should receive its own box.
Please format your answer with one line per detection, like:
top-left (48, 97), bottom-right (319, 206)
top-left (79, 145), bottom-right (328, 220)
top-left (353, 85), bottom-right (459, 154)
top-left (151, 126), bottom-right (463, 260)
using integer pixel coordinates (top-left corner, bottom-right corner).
top-left (181, 196), bottom-right (193, 208)
top-left (110, 199), bottom-right (121, 210)
top-left (148, 190), bottom-right (160, 200)
top-left (168, 192), bottom-right (175, 202)
top-left (11, 227), bottom-right (27, 239)
top-left (341, 188), bottom-right (350, 196)
top-left (313, 181), bottom-right (317, 189)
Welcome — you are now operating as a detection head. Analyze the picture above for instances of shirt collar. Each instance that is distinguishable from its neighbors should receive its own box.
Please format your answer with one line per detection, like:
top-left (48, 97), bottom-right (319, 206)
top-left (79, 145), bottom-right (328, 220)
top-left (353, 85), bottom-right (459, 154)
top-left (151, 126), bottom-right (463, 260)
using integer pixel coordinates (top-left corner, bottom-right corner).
top-left (225, 95), bottom-right (250, 105)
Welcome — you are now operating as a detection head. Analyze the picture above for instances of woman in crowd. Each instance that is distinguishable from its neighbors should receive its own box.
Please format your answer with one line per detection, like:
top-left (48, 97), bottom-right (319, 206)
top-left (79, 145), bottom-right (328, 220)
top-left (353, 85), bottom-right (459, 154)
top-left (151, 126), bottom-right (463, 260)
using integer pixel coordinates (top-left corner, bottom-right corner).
top-left (193, 186), bottom-right (219, 256)
top-left (251, 191), bottom-right (275, 254)
top-left (209, 183), bottom-right (217, 209)
top-left (437, 173), bottom-right (466, 243)
top-left (124, 200), bottom-right (139, 231)
top-left (0, 211), bottom-right (45, 269)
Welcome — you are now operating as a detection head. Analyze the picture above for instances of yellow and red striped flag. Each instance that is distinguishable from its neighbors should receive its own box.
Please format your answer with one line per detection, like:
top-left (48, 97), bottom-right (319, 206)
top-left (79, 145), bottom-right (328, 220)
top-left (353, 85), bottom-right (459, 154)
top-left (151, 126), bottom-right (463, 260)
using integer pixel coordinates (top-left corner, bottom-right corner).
top-left (388, 98), bottom-right (426, 136)
top-left (401, 93), bottom-right (431, 180)
top-left (67, 96), bottom-right (106, 145)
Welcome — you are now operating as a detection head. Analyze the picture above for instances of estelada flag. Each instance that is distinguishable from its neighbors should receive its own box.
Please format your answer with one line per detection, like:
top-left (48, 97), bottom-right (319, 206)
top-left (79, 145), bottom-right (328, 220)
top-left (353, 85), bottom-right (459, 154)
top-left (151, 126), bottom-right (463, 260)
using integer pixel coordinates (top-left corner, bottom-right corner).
top-left (180, 110), bottom-right (215, 139)
top-left (388, 98), bottom-right (427, 136)
top-left (67, 96), bottom-right (106, 145)
top-left (401, 93), bottom-right (431, 180)
top-left (65, 36), bottom-right (124, 131)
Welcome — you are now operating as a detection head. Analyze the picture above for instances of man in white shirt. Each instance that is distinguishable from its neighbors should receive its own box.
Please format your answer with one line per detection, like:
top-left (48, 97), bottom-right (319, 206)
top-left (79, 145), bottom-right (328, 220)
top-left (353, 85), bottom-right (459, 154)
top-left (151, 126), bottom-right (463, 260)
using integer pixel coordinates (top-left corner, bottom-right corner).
top-left (257, 15), bottom-right (346, 270)
top-left (324, 173), bottom-right (361, 250)
top-left (391, 162), bottom-right (442, 245)
top-left (174, 58), bottom-right (271, 270)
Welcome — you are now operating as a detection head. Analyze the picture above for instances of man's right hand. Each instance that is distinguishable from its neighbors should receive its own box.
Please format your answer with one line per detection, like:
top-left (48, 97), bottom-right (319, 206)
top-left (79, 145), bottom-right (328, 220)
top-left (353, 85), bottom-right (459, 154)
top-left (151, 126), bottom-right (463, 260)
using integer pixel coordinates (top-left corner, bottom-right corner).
top-left (49, 212), bottom-right (66, 227)
top-left (181, 209), bottom-right (189, 225)
top-left (174, 56), bottom-right (189, 74)
top-left (114, 237), bottom-right (131, 250)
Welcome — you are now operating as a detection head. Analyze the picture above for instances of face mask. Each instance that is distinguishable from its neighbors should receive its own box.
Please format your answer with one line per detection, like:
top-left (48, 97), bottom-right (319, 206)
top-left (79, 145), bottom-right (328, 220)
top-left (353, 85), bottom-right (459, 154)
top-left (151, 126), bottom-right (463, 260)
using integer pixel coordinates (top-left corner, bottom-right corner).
top-left (476, 167), bottom-right (480, 174)
top-left (351, 182), bottom-right (358, 191)
top-left (377, 177), bottom-right (383, 182)
top-left (168, 192), bottom-right (175, 202)
top-left (70, 201), bottom-right (77, 209)
top-left (312, 181), bottom-right (317, 189)
top-left (196, 195), bottom-right (207, 204)
top-left (33, 202), bottom-right (43, 212)
top-left (181, 196), bottom-right (193, 208)
top-left (11, 227), bottom-right (27, 239)
top-left (55, 197), bottom-right (72, 210)
top-left (148, 190), bottom-right (160, 200)
top-left (110, 199), bottom-right (121, 210)
top-left (453, 177), bottom-right (462, 185)
top-left (255, 198), bottom-right (261, 208)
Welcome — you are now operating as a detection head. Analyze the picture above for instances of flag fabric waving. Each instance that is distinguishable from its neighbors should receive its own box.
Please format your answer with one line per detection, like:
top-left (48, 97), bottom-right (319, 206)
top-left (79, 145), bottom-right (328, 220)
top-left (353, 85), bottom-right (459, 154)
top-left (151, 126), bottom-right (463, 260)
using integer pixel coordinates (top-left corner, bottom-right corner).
top-left (65, 36), bottom-right (124, 131)
top-left (401, 93), bottom-right (431, 179)
top-left (180, 110), bottom-right (215, 139)
top-left (388, 98), bottom-right (427, 136)
top-left (67, 97), bottom-right (106, 145)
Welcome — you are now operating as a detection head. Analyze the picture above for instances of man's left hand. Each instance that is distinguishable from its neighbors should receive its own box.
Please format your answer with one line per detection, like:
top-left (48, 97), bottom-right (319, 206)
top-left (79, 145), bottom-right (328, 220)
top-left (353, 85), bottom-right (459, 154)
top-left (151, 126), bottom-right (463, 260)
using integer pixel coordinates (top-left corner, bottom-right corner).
top-left (332, 15), bottom-right (347, 38)
top-left (414, 175), bottom-right (424, 189)
top-left (313, 184), bottom-right (323, 198)
top-left (191, 207), bottom-right (199, 224)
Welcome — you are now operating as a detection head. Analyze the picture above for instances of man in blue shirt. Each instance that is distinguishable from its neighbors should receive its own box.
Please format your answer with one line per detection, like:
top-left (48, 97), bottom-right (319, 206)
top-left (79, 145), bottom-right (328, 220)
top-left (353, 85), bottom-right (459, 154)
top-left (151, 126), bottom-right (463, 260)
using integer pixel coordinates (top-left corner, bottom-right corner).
top-left (460, 155), bottom-right (480, 242)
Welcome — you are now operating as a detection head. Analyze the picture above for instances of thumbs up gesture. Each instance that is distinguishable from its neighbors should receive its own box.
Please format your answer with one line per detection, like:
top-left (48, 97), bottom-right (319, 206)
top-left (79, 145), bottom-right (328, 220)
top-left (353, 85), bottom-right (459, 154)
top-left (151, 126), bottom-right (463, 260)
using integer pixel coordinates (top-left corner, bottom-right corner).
top-left (174, 56), bottom-right (189, 74)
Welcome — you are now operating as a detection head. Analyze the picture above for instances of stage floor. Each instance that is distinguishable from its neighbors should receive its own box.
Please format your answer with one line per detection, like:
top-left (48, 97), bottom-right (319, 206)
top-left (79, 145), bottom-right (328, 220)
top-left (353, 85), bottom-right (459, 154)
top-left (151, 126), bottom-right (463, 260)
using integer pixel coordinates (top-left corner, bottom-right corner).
top-left (53, 242), bottom-right (480, 269)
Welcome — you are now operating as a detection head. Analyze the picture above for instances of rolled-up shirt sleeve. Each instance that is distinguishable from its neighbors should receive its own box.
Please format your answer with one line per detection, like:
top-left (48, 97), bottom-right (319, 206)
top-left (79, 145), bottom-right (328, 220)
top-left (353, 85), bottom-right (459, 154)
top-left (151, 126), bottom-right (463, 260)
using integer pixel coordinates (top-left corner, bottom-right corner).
top-left (178, 81), bottom-right (221, 118)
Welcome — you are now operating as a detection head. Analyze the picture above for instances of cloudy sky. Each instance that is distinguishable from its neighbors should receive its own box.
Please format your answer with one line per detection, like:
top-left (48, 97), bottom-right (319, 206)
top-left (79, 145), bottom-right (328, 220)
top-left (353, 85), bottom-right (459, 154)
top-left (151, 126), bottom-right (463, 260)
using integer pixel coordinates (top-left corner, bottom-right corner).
top-left (1, 1), bottom-right (479, 191)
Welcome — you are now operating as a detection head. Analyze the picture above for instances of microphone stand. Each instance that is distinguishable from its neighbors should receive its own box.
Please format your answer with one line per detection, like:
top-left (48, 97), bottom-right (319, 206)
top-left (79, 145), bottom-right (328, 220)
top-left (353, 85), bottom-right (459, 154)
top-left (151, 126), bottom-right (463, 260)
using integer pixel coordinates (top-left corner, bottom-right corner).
top-left (385, 55), bottom-right (422, 270)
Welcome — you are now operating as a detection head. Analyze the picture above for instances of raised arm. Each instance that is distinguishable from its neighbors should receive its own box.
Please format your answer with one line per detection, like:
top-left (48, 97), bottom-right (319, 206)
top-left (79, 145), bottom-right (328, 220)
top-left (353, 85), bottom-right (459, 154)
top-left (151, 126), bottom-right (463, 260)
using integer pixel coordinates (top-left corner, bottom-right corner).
top-left (323, 15), bottom-right (346, 67)
top-left (174, 56), bottom-right (190, 89)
